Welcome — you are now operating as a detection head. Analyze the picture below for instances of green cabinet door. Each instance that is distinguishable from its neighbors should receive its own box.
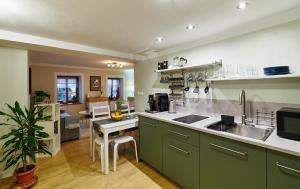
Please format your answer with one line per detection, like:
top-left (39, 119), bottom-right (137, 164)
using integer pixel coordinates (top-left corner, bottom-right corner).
top-left (163, 137), bottom-right (199, 189)
top-left (200, 133), bottom-right (266, 189)
top-left (267, 150), bottom-right (300, 189)
top-left (139, 116), bottom-right (165, 172)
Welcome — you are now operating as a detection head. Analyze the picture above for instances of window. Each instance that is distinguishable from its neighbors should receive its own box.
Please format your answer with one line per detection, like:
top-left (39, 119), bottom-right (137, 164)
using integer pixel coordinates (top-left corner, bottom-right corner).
top-left (107, 78), bottom-right (122, 99)
top-left (57, 76), bottom-right (79, 104)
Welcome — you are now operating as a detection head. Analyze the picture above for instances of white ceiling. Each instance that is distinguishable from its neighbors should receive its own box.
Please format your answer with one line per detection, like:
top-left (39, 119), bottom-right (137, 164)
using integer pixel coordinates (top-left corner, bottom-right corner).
top-left (29, 50), bottom-right (134, 69)
top-left (1, 0), bottom-right (300, 58)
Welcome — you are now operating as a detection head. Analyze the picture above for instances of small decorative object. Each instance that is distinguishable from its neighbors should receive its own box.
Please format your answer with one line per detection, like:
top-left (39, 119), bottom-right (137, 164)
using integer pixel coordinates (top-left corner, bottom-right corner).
top-left (179, 57), bottom-right (188, 67)
top-left (158, 62), bottom-right (162, 70)
top-left (90, 76), bottom-right (101, 91)
top-left (173, 56), bottom-right (179, 67)
top-left (0, 101), bottom-right (51, 188)
top-left (263, 66), bottom-right (290, 76)
top-left (163, 61), bottom-right (168, 69)
top-left (158, 61), bottom-right (168, 70)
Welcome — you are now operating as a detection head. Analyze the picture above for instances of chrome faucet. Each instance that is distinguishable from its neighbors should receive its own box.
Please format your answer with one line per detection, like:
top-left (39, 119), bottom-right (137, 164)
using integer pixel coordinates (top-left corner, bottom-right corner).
top-left (239, 89), bottom-right (246, 125)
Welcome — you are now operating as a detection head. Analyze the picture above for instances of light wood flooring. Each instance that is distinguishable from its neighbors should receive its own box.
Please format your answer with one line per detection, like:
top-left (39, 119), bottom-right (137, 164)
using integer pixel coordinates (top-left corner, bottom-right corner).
top-left (0, 125), bottom-right (180, 189)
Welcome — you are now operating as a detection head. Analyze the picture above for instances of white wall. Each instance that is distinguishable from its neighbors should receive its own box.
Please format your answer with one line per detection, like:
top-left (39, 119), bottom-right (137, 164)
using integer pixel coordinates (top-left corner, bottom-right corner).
top-left (135, 19), bottom-right (300, 111)
top-left (0, 47), bottom-right (29, 178)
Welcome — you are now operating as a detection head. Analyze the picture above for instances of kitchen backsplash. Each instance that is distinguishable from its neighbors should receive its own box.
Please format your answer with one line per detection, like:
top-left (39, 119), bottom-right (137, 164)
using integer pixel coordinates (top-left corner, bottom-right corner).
top-left (176, 98), bottom-right (300, 126)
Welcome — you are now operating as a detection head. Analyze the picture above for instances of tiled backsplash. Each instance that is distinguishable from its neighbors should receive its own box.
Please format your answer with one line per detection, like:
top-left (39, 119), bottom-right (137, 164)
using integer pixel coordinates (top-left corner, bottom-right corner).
top-left (176, 98), bottom-right (300, 126)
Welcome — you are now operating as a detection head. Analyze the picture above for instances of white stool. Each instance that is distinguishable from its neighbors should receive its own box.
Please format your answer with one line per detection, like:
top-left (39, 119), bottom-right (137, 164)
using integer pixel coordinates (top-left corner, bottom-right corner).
top-left (113, 135), bottom-right (138, 171)
top-left (93, 136), bottom-right (113, 173)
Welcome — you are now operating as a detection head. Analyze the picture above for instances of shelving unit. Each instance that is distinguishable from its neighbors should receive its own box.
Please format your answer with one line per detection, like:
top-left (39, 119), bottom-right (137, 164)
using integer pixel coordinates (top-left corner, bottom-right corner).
top-left (36, 103), bottom-right (61, 158)
top-left (206, 73), bottom-right (300, 82)
top-left (155, 62), bottom-right (222, 73)
top-left (167, 71), bottom-right (186, 104)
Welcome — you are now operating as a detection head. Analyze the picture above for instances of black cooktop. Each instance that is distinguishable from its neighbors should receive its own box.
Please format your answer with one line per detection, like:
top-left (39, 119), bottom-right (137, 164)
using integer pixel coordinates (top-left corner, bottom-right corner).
top-left (173, 114), bottom-right (209, 124)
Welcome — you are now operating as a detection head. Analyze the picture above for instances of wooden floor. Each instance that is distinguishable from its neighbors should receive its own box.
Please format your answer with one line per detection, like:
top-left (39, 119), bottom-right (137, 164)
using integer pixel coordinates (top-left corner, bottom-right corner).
top-left (0, 128), bottom-right (180, 189)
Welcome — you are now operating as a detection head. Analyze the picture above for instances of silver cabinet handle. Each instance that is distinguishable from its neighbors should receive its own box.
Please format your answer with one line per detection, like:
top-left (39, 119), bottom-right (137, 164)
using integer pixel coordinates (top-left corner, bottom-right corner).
top-left (168, 130), bottom-right (189, 139)
top-left (209, 143), bottom-right (248, 159)
top-left (144, 122), bottom-right (156, 127)
top-left (276, 162), bottom-right (300, 176)
top-left (168, 144), bottom-right (190, 156)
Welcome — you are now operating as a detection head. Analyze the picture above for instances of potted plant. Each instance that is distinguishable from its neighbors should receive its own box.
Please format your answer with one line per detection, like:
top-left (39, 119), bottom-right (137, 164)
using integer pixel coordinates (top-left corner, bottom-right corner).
top-left (115, 99), bottom-right (123, 114)
top-left (0, 101), bottom-right (51, 188)
top-left (32, 91), bottom-right (51, 104)
top-left (111, 99), bottom-right (123, 121)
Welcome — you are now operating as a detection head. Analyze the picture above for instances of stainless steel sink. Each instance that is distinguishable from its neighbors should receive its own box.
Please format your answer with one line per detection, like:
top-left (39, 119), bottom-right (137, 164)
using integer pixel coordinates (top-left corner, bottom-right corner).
top-left (226, 124), bottom-right (274, 141)
top-left (207, 122), bottom-right (274, 141)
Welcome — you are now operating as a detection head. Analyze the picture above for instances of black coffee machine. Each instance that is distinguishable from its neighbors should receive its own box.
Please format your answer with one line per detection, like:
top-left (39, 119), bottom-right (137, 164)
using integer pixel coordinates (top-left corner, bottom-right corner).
top-left (146, 94), bottom-right (156, 112)
top-left (155, 93), bottom-right (169, 112)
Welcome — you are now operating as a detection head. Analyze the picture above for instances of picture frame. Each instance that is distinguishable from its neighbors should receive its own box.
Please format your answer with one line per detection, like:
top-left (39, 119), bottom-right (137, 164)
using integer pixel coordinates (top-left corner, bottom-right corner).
top-left (90, 76), bottom-right (101, 91)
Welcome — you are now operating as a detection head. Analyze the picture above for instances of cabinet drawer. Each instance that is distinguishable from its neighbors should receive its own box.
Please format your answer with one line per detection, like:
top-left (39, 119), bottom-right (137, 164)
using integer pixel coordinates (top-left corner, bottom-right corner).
top-left (139, 116), bottom-right (158, 125)
top-left (200, 133), bottom-right (266, 189)
top-left (166, 124), bottom-right (199, 147)
top-left (163, 137), bottom-right (199, 189)
top-left (267, 150), bottom-right (300, 189)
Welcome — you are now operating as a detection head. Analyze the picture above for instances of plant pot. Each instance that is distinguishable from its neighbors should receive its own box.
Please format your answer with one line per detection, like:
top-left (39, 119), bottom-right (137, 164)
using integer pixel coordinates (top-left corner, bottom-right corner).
top-left (15, 164), bottom-right (36, 186)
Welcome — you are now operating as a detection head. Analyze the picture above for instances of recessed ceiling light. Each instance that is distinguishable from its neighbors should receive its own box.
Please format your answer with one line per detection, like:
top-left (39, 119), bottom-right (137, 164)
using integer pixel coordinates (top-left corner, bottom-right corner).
top-left (186, 24), bottom-right (195, 31)
top-left (236, 1), bottom-right (248, 10)
top-left (156, 37), bottom-right (164, 43)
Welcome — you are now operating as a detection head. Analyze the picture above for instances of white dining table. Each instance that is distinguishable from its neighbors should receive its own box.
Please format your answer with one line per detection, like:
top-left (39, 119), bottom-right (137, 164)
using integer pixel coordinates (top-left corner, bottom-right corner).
top-left (90, 115), bottom-right (138, 175)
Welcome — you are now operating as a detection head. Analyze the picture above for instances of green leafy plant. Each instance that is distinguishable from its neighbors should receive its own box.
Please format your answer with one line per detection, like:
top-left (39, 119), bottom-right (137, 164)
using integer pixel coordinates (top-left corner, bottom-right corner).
top-left (32, 91), bottom-right (51, 104)
top-left (116, 99), bottom-right (123, 113)
top-left (0, 101), bottom-right (51, 173)
top-left (72, 96), bottom-right (79, 103)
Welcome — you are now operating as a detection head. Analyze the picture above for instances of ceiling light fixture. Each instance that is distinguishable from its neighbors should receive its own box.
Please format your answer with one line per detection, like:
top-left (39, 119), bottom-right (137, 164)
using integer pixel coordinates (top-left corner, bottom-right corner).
top-left (236, 1), bottom-right (248, 10)
top-left (107, 62), bottom-right (123, 68)
top-left (186, 24), bottom-right (195, 31)
top-left (156, 37), bottom-right (164, 43)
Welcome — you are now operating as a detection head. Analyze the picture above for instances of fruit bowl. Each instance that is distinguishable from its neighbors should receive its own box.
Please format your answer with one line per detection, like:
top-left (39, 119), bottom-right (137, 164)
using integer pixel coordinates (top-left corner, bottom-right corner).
top-left (111, 112), bottom-right (123, 121)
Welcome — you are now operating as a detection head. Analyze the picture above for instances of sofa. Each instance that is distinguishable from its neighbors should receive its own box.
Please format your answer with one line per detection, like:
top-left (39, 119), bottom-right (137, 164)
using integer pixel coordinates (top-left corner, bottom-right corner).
top-left (60, 111), bottom-right (80, 143)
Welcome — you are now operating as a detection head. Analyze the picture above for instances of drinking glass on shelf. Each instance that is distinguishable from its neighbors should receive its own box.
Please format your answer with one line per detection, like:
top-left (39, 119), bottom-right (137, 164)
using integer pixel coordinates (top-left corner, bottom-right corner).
top-left (236, 64), bottom-right (246, 77)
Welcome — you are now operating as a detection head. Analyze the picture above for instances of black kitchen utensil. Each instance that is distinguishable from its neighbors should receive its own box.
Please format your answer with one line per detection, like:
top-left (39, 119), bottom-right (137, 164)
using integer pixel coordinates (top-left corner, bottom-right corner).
top-left (221, 115), bottom-right (235, 126)
top-left (204, 81), bottom-right (209, 93)
top-left (184, 81), bottom-right (190, 91)
top-left (193, 79), bottom-right (199, 93)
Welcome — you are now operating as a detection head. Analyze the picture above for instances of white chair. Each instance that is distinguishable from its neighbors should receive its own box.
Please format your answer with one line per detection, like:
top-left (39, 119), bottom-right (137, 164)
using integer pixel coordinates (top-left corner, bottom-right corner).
top-left (113, 135), bottom-right (138, 172)
top-left (114, 101), bottom-right (131, 115)
top-left (127, 97), bottom-right (135, 114)
top-left (91, 104), bottom-right (138, 172)
top-left (90, 105), bottom-right (112, 172)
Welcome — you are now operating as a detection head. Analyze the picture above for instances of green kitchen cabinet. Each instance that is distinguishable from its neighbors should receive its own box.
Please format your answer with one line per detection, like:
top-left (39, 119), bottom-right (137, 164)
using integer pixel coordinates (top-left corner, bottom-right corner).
top-left (139, 116), bottom-right (166, 172)
top-left (267, 150), bottom-right (300, 189)
top-left (166, 123), bottom-right (200, 147)
top-left (163, 136), bottom-right (199, 189)
top-left (200, 133), bottom-right (266, 189)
